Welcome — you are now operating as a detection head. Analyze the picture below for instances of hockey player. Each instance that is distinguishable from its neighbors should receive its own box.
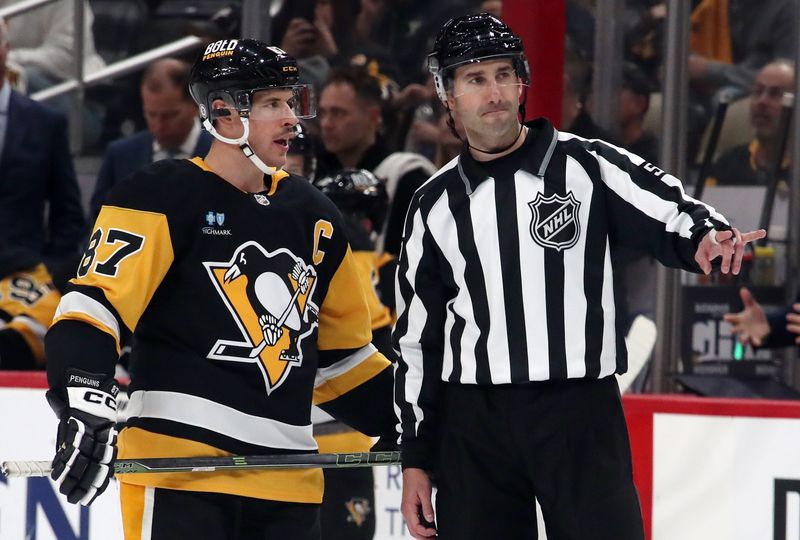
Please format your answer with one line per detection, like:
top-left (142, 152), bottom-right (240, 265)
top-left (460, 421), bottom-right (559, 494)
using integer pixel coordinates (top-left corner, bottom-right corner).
top-left (314, 169), bottom-right (395, 540)
top-left (394, 13), bottom-right (767, 540)
top-left (314, 168), bottom-right (396, 356)
top-left (312, 168), bottom-right (397, 539)
top-left (0, 242), bottom-right (60, 369)
top-left (44, 39), bottom-right (395, 539)
top-left (285, 122), bottom-right (317, 180)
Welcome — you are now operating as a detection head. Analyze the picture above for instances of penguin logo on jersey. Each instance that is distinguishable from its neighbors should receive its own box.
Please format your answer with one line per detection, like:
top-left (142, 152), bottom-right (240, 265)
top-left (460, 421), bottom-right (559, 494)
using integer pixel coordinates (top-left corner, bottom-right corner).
top-left (204, 242), bottom-right (319, 394)
top-left (529, 192), bottom-right (581, 251)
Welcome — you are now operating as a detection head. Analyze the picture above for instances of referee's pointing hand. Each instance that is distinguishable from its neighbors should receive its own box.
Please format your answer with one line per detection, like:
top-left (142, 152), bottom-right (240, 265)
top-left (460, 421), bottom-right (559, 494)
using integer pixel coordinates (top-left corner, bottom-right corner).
top-left (695, 227), bottom-right (766, 275)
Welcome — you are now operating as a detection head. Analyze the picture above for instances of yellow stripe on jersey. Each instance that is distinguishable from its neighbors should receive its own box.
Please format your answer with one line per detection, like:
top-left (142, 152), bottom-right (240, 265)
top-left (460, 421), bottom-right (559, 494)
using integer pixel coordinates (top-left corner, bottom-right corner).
top-left (189, 157), bottom-right (290, 196)
top-left (117, 427), bottom-right (323, 503)
top-left (119, 482), bottom-right (147, 540)
top-left (316, 431), bottom-right (373, 453)
top-left (318, 246), bottom-right (372, 351)
top-left (351, 250), bottom-right (392, 331)
top-left (313, 350), bottom-right (389, 405)
top-left (69, 206), bottom-right (174, 333)
top-left (190, 156), bottom-right (212, 171)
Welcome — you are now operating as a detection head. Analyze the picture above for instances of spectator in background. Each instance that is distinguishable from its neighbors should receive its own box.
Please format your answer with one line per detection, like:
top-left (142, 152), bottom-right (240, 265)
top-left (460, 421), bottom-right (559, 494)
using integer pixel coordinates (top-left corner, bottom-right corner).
top-left (708, 60), bottom-right (795, 187)
top-left (316, 65), bottom-right (435, 255)
top-left (0, 242), bottom-right (61, 370)
top-left (89, 58), bottom-right (212, 219)
top-left (0, 18), bottom-right (85, 272)
top-left (480, 0), bottom-right (502, 18)
top-left (406, 106), bottom-right (466, 169)
top-left (0, 0), bottom-right (106, 144)
top-left (619, 62), bottom-right (659, 165)
top-left (686, 0), bottom-right (797, 158)
top-left (561, 47), bottom-right (617, 143)
top-left (357, 0), bottom-right (470, 87)
top-left (725, 288), bottom-right (800, 349)
top-left (0, 0), bottom-right (105, 93)
top-left (614, 67), bottom-right (660, 334)
top-left (273, 0), bottom-right (339, 90)
top-left (689, 0), bottom-right (797, 102)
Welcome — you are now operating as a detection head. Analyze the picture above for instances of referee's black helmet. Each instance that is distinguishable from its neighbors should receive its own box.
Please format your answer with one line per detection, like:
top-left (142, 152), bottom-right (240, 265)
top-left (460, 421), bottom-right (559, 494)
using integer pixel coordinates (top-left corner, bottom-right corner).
top-left (427, 13), bottom-right (531, 102)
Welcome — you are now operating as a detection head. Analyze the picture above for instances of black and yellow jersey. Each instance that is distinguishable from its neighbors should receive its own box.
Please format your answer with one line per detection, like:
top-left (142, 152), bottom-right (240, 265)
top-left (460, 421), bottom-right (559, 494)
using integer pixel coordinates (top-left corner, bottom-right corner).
top-left (342, 216), bottom-right (393, 333)
top-left (0, 247), bottom-right (60, 368)
top-left (45, 157), bottom-right (393, 503)
top-left (313, 217), bottom-right (396, 455)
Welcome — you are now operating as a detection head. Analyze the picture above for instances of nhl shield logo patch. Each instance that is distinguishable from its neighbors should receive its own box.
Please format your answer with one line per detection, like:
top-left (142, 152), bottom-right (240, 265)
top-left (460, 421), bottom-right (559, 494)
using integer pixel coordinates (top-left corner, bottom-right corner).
top-left (529, 192), bottom-right (581, 251)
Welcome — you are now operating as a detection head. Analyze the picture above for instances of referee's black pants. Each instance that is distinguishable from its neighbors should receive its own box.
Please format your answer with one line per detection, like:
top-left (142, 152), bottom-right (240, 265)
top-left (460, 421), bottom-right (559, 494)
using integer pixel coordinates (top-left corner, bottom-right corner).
top-left (433, 376), bottom-right (645, 540)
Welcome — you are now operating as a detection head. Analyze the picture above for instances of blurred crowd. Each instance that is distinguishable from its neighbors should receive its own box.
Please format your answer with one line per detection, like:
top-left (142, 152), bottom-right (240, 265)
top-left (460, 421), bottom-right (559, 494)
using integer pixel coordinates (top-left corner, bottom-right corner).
top-left (0, 0), bottom-right (798, 371)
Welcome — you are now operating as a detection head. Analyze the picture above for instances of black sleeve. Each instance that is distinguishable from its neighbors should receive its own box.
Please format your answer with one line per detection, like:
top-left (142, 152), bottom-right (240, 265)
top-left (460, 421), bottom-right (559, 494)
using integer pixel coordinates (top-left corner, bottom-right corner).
top-left (45, 320), bottom-right (118, 391)
top-left (317, 365), bottom-right (396, 437)
top-left (377, 257), bottom-right (397, 313)
top-left (372, 325), bottom-right (398, 363)
top-left (761, 290), bottom-right (800, 349)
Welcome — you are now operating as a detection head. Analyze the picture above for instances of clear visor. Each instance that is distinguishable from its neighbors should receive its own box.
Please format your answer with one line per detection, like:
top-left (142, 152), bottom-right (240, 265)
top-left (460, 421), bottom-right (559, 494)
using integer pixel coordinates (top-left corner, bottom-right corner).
top-left (243, 85), bottom-right (317, 120)
top-left (449, 65), bottom-right (529, 99)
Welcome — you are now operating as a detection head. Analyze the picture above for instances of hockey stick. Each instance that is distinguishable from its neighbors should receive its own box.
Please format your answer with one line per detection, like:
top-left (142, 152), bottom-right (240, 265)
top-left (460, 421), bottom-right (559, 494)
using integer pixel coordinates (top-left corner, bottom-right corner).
top-left (2, 450), bottom-right (401, 478)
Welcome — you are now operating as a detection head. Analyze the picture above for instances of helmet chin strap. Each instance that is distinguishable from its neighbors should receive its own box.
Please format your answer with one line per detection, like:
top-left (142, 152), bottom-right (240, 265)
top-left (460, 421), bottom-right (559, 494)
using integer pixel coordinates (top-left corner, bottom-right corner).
top-left (202, 117), bottom-right (280, 176)
top-left (466, 122), bottom-right (526, 155)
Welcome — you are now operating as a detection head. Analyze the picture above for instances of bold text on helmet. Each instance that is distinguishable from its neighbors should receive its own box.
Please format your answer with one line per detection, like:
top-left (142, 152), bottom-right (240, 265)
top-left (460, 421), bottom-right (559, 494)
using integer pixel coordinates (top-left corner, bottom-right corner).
top-left (204, 39), bottom-right (239, 56)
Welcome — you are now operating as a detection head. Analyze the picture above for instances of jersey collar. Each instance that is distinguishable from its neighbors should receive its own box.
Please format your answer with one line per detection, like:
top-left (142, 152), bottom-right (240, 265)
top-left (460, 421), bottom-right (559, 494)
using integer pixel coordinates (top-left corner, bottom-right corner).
top-left (190, 156), bottom-right (290, 195)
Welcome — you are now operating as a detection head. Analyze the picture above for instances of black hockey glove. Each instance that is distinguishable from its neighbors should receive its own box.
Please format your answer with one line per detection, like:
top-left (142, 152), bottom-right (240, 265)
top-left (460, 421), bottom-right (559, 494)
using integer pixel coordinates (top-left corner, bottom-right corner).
top-left (46, 369), bottom-right (119, 506)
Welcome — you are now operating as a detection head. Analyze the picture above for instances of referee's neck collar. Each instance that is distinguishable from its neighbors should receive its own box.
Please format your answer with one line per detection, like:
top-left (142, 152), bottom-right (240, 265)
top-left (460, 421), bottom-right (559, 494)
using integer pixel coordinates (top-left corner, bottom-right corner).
top-left (458, 118), bottom-right (557, 192)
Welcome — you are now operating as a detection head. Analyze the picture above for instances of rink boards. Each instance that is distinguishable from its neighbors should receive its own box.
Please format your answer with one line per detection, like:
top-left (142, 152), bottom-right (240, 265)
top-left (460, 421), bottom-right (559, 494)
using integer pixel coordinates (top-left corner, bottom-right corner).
top-left (2, 373), bottom-right (800, 539)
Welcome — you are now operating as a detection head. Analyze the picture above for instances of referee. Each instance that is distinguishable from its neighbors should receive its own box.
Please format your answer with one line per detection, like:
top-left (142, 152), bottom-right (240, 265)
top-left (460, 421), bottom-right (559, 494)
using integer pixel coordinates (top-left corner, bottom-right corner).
top-left (393, 13), bottom-right (765, 540)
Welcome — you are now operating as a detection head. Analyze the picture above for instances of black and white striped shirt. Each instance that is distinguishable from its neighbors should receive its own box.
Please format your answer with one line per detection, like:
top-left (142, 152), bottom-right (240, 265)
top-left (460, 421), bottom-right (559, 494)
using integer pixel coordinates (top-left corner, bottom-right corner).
top-left (392, 118), bottom-right (730, 468)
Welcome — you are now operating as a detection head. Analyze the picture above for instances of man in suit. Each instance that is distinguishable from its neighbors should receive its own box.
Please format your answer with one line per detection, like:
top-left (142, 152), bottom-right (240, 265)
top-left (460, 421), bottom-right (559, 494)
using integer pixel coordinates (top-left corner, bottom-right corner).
top-left (0, 18), bottom-right (85, 271)
top-left (89, 58), bottom-right (213, 218)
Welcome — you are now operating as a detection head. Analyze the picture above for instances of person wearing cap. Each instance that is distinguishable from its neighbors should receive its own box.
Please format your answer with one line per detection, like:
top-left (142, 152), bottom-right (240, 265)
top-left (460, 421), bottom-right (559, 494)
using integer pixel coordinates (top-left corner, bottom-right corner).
top-left (43, 39), bottom-right (395, 538)
top-left (393, 13), bottom-right (766, 540)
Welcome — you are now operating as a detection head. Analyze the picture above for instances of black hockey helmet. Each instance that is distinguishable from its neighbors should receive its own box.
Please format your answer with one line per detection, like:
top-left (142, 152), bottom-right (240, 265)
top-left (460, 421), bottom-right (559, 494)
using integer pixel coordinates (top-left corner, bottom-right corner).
top-left (287, 122), bottom-right (317, 180)
top-left (189, 38), bottom-right (315, 121)
top-left (428, 13), bottom-right (530, 102)
top-left (314, 169), bottom-right (388, 231)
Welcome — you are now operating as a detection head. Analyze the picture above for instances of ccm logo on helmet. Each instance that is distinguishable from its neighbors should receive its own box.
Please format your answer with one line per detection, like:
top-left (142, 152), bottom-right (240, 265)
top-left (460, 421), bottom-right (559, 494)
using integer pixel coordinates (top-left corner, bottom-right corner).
top-left (203, 39), bottom-right (239, 60)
